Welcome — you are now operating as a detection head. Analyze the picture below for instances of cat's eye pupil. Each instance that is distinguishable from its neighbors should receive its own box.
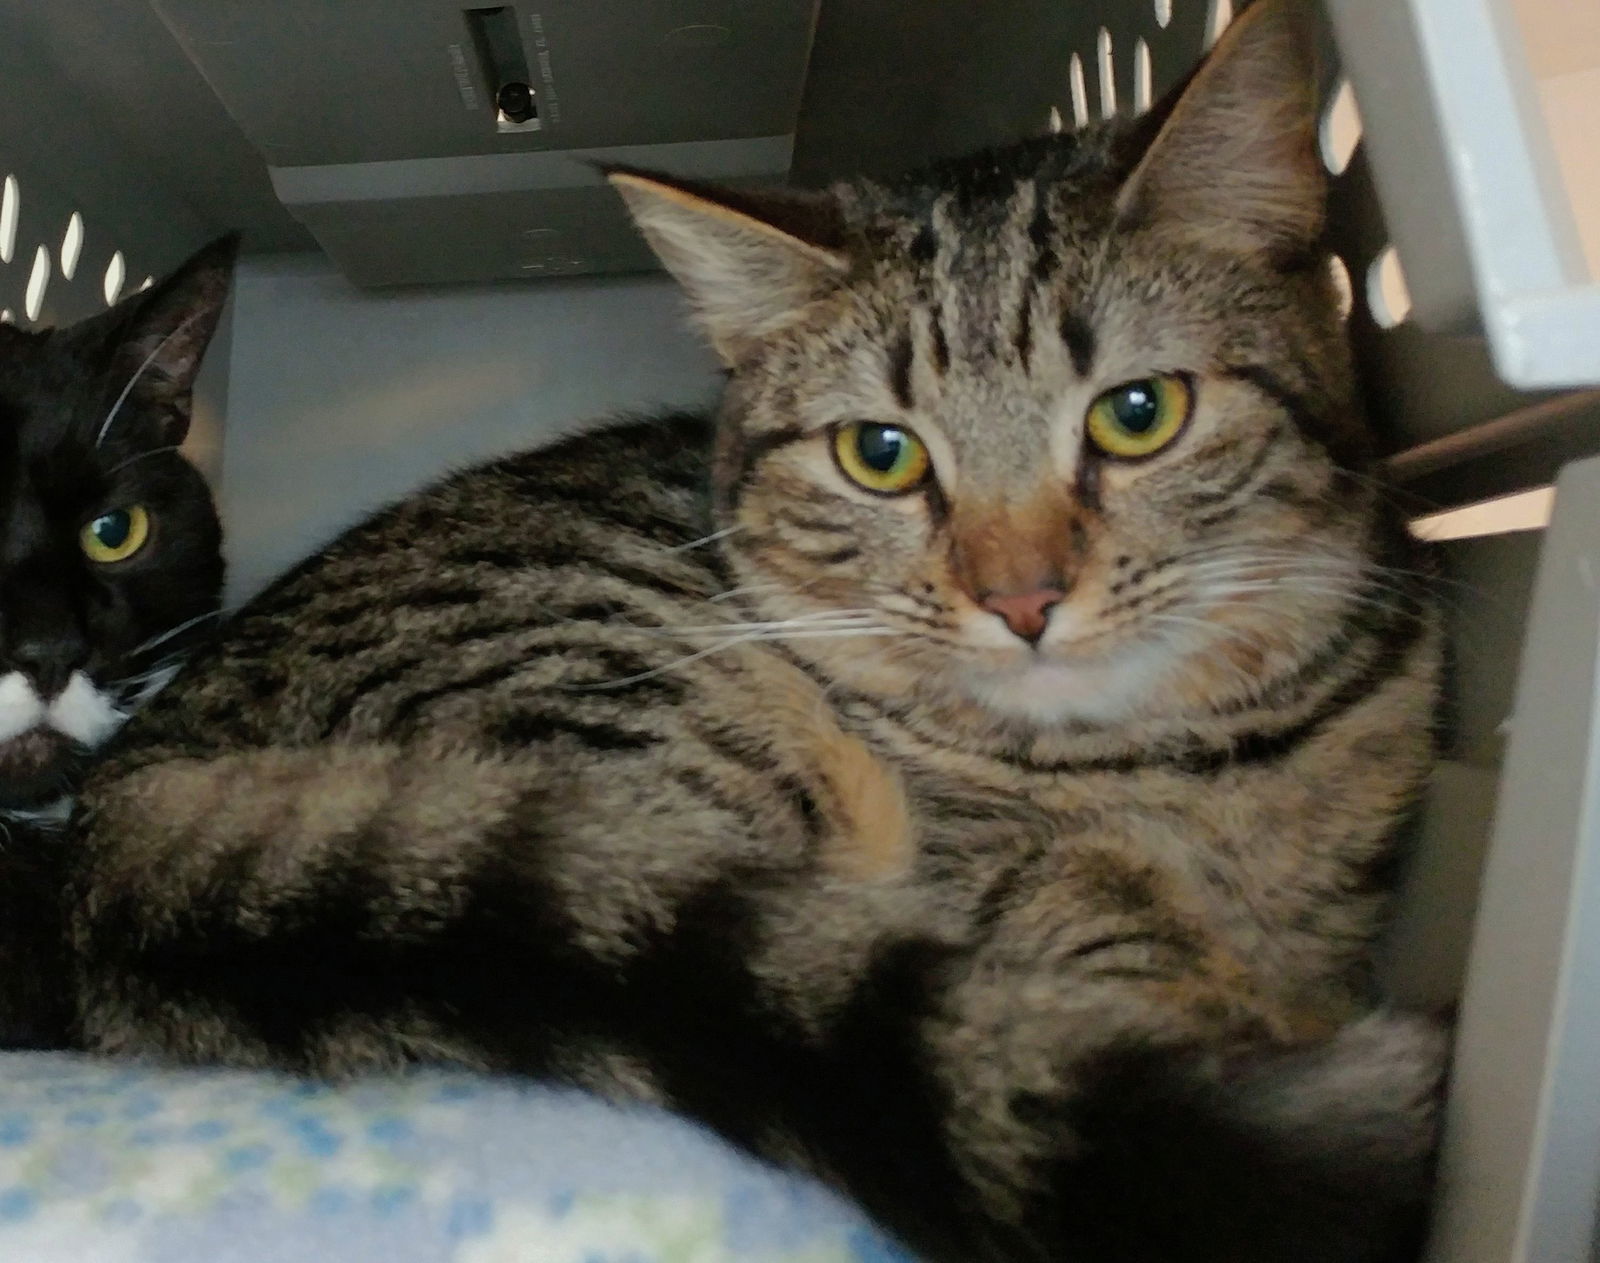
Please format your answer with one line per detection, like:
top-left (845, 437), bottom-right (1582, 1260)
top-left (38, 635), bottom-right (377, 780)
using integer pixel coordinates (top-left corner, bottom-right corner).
top-left (1112, 383), bottom-right (1161, 434)
top-left (856, 424), bottom-right (908, 473)
top-left (92, 511), bottom-right (131, 549)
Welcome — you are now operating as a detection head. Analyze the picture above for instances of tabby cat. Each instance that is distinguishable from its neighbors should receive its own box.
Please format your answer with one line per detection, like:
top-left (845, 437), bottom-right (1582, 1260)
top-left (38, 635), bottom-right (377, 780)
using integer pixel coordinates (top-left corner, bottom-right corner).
top-left (0, 237), bottom-right (233, 1041)
top-left (59, 5), bottom-right (1444, 1260)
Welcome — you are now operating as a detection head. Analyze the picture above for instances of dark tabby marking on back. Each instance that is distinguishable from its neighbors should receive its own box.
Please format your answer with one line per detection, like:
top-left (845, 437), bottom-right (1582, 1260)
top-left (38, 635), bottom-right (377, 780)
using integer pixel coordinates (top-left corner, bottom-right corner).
top-left (31, 4), bottom-right (1447, 1261)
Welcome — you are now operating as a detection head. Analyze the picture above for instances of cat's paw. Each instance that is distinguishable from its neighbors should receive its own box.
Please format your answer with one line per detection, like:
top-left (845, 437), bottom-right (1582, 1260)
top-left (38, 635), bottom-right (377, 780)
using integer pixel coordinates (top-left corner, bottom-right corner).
top-left (1229, 1010), bottom-right (1450, 1173)
top-left (1020, 1013), bottom-right (1451, 1263)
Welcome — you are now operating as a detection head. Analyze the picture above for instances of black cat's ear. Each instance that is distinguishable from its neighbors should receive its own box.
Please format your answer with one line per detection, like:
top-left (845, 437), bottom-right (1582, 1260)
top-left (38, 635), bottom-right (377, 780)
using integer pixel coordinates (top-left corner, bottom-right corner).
top-left (1114, 0), bottom-right (1323, 258)
top-left (110, 232), bottom-right (239, 438)
top-left (607, 168), bottom-right (850, 364)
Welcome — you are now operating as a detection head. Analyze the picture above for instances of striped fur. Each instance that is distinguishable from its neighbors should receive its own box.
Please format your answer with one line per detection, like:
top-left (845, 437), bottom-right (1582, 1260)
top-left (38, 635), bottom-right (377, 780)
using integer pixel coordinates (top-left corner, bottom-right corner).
top-left (60, 4), bottom-right (1445, 1259)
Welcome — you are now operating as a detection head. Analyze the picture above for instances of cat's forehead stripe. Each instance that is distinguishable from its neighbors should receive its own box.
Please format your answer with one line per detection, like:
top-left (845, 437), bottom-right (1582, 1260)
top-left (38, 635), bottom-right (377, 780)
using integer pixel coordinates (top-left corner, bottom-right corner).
top-left (1058, 310), bottom-right (1097, 380)
top-left (895, 170), bottom-right (1105, 385)
top-left (888, 331), bottom-right (915, 411)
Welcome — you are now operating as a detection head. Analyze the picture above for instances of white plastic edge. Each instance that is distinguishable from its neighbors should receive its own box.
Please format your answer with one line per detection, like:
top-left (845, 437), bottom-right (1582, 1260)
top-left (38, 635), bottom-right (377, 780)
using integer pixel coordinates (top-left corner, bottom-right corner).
top-left (1411, 0), bottom-right (1596, 389)
top-left (1427, 457), bottom-right (1600, 1263)
top-left (1329, 0), bottom-right (1600, 389)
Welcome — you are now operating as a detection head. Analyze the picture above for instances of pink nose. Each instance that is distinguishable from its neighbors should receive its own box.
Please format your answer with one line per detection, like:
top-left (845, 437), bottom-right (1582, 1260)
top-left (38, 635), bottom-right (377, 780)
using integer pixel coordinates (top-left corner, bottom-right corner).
top-left (980, 589), bottom-right (1066, 645)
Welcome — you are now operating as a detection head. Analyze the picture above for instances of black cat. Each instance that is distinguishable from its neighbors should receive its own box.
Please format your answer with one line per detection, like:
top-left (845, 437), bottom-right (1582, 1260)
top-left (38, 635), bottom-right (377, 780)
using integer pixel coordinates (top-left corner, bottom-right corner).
top-left (0, 236), bottom-right (235, 815)
top-left (0, 236), bottom-right (235, 1042)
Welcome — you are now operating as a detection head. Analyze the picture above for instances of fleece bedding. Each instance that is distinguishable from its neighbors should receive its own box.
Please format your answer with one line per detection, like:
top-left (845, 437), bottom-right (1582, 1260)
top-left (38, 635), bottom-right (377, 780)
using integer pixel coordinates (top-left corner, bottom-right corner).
top-left (0, 1052), bottom-right (916, 1262)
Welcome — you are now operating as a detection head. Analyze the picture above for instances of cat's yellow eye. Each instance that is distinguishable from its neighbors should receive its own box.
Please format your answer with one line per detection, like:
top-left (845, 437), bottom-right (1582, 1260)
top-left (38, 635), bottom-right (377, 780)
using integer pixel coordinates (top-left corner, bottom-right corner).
top-left (832, 422), bottom-right (931, 495)
top-left (1085, 374), bottom-right (1195, 460)
top-left (80, 505), bottom-right (150, 564)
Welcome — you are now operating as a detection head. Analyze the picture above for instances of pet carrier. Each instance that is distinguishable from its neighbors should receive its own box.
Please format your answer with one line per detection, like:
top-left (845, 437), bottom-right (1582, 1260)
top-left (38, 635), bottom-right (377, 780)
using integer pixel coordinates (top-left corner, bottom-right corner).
top-left (1, 2), bottom-right (1596, 1259)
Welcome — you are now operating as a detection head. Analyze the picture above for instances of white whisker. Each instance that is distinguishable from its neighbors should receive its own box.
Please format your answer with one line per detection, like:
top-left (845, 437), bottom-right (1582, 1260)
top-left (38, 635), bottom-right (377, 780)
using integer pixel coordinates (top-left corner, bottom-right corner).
top-left (707, 584), bottom-right (779, 604)
top-left (642, 612), bottom-right (879, 637)
top-left (105, 445), bottom-right (183, 478)
top-left (127, 609), bottom-right (221, 658)
top-left (744, 628), bottom-right (894, 641)
top-left (634, 605), bottom-right (880, 635)
top-left (664, 525), bottom-right (743, 554)
top-left (111, 652), bottom-right (187, 690)
top-left (567, 626), bottom-right (895, 691)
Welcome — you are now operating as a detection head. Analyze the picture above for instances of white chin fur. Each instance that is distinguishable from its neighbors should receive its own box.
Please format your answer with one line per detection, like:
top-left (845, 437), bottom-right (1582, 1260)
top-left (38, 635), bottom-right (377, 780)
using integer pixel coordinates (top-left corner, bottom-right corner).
top-left (959, 650), bottom-right (1176, 725)
top-left (51, 672), bottom-right (126, 746)
top-left (0, 669), bottom-right (126, 748)
top-left (0, 672), bottom-right (46, 744)
top-left (953, 612), bottom-right (1206, 726)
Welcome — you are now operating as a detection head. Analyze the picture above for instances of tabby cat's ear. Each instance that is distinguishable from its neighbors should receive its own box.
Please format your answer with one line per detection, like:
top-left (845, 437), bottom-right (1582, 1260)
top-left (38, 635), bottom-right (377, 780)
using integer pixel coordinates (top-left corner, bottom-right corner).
top-left (112, 233), bottom-right (239, 438)
top-left (607, 169), bottom-right (850, 364)
top-left (1115, 0), bottom-right (1324, 258)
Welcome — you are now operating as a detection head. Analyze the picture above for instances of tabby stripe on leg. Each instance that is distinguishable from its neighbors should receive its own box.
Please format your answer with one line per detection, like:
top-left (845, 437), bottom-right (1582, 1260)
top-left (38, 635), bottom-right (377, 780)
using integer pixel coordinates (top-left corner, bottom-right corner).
top-left (671, 768), bottom-right (774, 836)
top-left (492, 708), bottom-right (660, 753)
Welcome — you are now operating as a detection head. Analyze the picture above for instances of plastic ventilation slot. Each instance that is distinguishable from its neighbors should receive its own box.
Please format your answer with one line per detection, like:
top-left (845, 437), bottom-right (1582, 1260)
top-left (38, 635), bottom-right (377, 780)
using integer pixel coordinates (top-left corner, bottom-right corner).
top-left (1134, 39), bottom-right (1153, 114)
top-left (1321, 81), bottom-right (1363, 177)
top-left (1368, 245), bottom-right (1414, 328)
top-left (1206, 0), bottom-right (1233, 48)
top-left (0, 175), bottom-right (17, 266)
top-left (103, 250), bottom-right (125, 306)
top-left (23, 245), bottom-right (50, 322)
top-left (59, 211), bottom-right (83, 281)
top-left (1069, 53), bottom-right (1089, 129)
top-left (1097, 28), bottom-right (1117, 119)
top-left (1411, 486), bottom-right (1556, 542)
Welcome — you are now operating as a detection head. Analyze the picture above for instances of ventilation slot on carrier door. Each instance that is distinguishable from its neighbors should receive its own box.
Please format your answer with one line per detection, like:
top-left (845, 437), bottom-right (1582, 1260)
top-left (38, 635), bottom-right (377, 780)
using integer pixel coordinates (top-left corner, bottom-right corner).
top-left (465, 6), bottom-right (539, 134)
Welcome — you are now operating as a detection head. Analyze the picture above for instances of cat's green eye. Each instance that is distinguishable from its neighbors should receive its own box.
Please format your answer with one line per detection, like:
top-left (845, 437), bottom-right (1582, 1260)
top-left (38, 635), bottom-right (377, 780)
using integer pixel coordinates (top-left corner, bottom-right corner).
top-left (832, 422), bottom-right (931, 495)
top-left (80, 505), bottom-right (150, 564)
top-left (1085, 374), bottom-right (1195, 460)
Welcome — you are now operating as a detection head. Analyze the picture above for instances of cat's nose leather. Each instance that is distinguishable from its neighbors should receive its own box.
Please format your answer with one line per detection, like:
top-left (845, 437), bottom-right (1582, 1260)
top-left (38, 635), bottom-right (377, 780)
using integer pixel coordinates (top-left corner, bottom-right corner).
top-left (980, 589), bottom-right (1065, 646)
top-left (8, 633), bottom-right (85, 699)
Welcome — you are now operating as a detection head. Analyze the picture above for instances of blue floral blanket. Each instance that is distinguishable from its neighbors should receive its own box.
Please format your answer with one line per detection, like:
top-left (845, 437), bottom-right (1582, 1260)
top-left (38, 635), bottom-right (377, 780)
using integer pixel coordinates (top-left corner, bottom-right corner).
top-left (0, 1053), bottom-right (916, 1262)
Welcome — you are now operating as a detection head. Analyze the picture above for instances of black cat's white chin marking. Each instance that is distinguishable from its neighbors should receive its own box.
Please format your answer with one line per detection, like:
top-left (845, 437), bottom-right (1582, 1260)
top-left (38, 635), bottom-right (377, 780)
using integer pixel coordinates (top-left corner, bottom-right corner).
top-left (0, 670), bottom-right (124, 747)
top-left (0, 670), bottom-right (125, 815)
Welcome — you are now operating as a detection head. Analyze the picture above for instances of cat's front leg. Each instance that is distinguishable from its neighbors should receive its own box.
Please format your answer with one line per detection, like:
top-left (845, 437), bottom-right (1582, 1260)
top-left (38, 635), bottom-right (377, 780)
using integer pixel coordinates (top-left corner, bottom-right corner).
top-left (0, 822), bottom-right (73, 1048)
top-left (921, 849), bottom-right (1446, 1263)
top-left (63, 728), bottom-right (920, 1074)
